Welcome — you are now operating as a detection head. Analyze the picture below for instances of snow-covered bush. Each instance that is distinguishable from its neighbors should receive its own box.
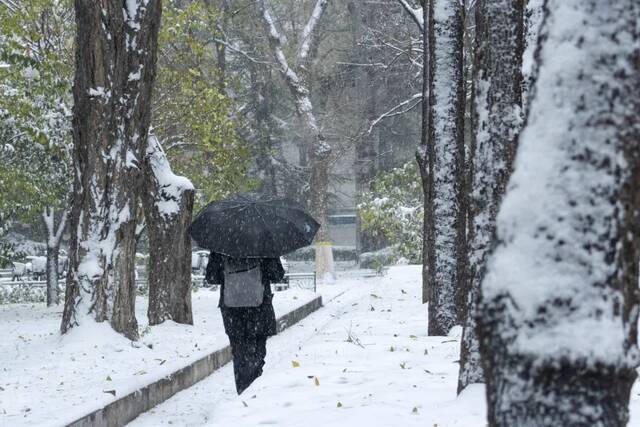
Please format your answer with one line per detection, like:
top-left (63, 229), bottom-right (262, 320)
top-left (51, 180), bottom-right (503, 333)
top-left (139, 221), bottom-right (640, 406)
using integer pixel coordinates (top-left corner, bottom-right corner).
top-left (358, 162), bottom-right (423, 264)
top-left (287, 245), bottom-right (357, 262)
top-left (359, 246), bottom-right (398, 270)
top-left (0, 283), bottom-right (47, 304)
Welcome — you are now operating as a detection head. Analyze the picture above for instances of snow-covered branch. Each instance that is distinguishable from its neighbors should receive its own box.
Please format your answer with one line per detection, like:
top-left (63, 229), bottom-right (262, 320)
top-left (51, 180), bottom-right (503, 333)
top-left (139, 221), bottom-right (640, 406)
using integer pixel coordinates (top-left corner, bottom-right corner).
top-left (42, 206), bottom-right (68, 248)
top-left (368, 92), bottom-right (422, 134)
top-left (0, 0), bottom-right (19, 13)
top-left (298, 0), bottom-right (330, 66)
top-left (397, 0), bottom-right (424, 32)
top-left (256, 0), bottom-right (321, 134)
top-left (259, 3), bottom-right (300, 84)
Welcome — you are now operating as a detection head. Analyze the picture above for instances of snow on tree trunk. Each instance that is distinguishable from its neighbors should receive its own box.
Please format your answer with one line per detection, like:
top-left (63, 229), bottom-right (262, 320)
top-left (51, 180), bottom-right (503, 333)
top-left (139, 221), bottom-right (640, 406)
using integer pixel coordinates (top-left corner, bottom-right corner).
top-left (256, 0), bottom-right (334, 280)
top-left (521, 0), bottom-right (543, 112)
top-left (477, 1), bottom-right (640, 425)
top-left (61, 0), bottom-right (162, 340)
top-left (142, 135), bottom-right (194, 326)
top-left (425, 0), bottom-right (466, 336)
top-left (46, 245), bottom-right (59, 305)
top-left (457, 0), bottom-right (524, 394)
top-left (43, 207), bottom-right (67, 306)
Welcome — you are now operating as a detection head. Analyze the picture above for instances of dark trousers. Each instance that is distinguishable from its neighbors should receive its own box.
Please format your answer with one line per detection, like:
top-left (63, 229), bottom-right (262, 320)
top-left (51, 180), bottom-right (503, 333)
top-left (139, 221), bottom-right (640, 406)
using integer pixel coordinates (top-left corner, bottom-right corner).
top-left (229, 334), bottom-right (268, 394)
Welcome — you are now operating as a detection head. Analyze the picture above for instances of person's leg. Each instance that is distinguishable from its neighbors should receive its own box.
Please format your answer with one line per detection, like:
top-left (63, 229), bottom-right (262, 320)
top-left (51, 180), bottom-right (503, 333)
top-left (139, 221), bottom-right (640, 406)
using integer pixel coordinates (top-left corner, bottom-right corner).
top-left (255, 335), bottom-right (267, 376)
top-left (229, 334), bottom-right (250, 395)
top-left (228, 335), bottom-right (241, 389)
top-left (233, 335), bottom-right (268, 394)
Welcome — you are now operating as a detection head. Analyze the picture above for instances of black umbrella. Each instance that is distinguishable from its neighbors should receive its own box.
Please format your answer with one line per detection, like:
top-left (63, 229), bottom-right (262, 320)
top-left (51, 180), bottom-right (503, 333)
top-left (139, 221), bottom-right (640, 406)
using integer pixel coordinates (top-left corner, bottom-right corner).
top-left (190, 193), bottom-right (320, 258)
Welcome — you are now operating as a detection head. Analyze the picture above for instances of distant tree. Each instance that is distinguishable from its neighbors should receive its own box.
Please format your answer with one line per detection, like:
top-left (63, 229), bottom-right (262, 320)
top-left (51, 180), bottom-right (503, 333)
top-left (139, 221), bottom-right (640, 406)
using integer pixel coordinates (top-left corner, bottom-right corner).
top-left (396, 1), bottom-right (468, 325)
top-left (61, 0), bottom-right (162, 339)
top-left (478, 1), bottom-right (640, 425)
top-left (153, 1), bottom-right (253, 210)
top-left (457, 0), bottom-right (524, 394)
top-left (255, 0), bottom-right (335, 280)
top-left (421, 0), bottom-right (467, 336)
top-left (0, 0), bottom-right (74, 305)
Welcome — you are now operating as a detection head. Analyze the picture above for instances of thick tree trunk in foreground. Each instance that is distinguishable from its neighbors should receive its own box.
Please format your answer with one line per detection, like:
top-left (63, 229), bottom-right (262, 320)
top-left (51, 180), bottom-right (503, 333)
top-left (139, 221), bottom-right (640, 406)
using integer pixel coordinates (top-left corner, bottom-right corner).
top-left (478, 1), bottom-right (640, 425)
top-left (142, 135), bottom-right (194, 325)
top-left (43, 207), bottom-right (67, 306)
top-left (62, 0), bottom-right (162, 340)
top-left (457, 0), bottom-right (524, 394)
top-left (426, 0), bottom-right (466, 336)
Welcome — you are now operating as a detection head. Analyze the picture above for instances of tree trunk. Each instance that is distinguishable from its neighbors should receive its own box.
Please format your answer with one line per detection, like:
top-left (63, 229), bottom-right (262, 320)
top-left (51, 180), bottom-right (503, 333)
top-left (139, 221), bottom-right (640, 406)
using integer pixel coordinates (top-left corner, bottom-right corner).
top-left (249, 62), bottom-right (278, 196)
top-left (43, 206), bottom-right (67, 307)
top-left (478, 1), bottom-right (640, 425)
top-left (457, 0), bottom-right (524, 394)
top-left (142, 135), bottom-right (194, 326)
top-left (61, 0), bottom-right (162, 340)
top-left (417, 0), bottom-right (432, 305)
top-left (426, 0), bottom-right (466, 335)
top-left (310, 153), bottom-right (333, 279)
top-left (46, 244), bottom-right (60, 305)
top-left (521, 0), bottom-right (543, 113)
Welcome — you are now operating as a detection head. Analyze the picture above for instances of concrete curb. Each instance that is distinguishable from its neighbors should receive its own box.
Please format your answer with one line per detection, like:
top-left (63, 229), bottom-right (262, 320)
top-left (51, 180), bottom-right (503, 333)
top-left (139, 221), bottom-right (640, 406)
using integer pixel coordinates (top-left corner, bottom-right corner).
top-left (67, 295), bottom-right (323, 427)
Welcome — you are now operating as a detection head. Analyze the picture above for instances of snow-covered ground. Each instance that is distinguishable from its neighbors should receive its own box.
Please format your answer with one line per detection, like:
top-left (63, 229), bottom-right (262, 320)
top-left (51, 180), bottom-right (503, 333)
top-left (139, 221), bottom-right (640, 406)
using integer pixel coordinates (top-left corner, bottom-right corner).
top-left (0, 286), bottom-right (320, 426)
top-left (129, 266), bottom-right (487, 427)
top-left (4, 266), bottom-right (640, 426)
top-left (129, 265), bottom-right (640, 427)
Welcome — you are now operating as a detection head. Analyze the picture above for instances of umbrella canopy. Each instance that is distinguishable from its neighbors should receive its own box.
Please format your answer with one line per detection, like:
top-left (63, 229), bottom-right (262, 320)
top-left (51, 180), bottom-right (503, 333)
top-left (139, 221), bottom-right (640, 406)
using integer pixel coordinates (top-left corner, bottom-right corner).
top-left (190, 193), bottom-right (320, 258)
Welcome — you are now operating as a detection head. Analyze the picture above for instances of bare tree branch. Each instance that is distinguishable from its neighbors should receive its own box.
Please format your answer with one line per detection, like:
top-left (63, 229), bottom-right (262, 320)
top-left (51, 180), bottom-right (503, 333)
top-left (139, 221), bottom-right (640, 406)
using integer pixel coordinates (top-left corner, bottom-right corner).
top-left (367, 92), bottom-right (422, 134)
top-left (212, 37), bottom-right (274, 65)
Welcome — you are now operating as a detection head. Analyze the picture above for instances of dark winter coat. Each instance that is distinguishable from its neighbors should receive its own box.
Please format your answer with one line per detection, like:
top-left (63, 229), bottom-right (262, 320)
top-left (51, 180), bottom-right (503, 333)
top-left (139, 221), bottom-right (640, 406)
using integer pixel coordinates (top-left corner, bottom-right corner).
top-left (205, 253), bottom-right (284, 338)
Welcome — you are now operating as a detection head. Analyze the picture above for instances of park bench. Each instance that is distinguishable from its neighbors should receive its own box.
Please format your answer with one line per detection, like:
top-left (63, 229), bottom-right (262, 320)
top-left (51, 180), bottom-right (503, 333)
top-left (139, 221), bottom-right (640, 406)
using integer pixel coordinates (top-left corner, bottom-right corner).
top-left (0, 279), bottom-right (46, 287)
top-left (360, 267), bottom-right (389, 278)
top-left (275, 271), bottom-right (317, 292)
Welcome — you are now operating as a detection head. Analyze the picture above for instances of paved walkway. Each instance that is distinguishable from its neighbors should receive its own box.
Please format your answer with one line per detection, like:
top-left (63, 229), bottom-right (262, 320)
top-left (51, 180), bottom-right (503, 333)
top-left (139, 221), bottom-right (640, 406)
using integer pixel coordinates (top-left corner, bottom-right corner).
top-left (129, 266), bottom-right (486, 427)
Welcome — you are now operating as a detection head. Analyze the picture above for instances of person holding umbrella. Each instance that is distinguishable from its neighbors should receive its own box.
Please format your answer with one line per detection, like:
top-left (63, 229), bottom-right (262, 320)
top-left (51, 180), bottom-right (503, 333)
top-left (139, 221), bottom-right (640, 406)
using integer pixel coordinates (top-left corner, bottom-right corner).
top-left (191, 193), bottom-right (319, 394)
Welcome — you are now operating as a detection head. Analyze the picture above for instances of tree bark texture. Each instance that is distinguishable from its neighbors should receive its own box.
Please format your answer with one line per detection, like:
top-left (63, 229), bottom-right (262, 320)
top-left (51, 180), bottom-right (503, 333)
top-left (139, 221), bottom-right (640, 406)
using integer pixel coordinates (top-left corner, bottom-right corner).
top-left (249, 64), bottom-right (279, 196)
top-left (426, 0), bottom-right (466, 336)
top-left (61, 0), bottom-right (162, 340)
top-left (478, 1), bottom-right (640, 425)
top-left (43, 207), bottom-right (67, 307)
top-left (417, 0), bottom-right (432, 305)
top-left (46, 245), bottom-right (60, 305)
top-left (521, 0), bottom-right (543, 113)
top-left (457, 0), bottom-right (524, 394)
top-left (142, 135), bottom-right (194, 326)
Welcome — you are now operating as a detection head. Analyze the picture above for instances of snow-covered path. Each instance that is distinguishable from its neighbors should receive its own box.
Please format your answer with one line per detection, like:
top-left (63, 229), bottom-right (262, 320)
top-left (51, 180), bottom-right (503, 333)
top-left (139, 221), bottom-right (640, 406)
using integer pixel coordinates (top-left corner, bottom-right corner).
top-left (129, 266), bottom-right (486, 427)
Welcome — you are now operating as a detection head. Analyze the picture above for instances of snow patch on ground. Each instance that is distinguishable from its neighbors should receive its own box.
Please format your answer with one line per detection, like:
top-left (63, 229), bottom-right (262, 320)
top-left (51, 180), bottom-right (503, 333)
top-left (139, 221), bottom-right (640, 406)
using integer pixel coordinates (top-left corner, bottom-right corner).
top-left (0, 286), bottom-right (318, 426)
